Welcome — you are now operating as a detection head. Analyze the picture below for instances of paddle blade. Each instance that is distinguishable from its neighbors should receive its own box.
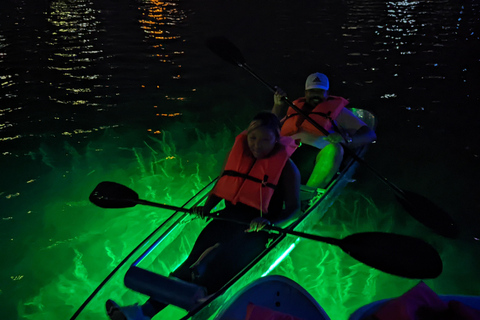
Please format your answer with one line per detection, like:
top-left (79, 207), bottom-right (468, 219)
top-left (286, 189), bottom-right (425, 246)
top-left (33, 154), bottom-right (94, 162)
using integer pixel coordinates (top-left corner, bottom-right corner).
top-left (339, 232), bottom-right (443, 279)
top-left (89, 181), bottom-right (139, 208)
top-left (396, 190), bottom-right (459, 239)
top-left (206, 36), bottom-right (246, 66)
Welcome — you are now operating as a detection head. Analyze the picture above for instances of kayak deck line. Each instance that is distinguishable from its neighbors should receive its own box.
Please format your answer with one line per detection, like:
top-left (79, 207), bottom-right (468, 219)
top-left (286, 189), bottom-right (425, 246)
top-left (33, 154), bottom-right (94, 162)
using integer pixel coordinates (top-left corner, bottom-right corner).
top-left (261, 242), bottom-right (298, 277)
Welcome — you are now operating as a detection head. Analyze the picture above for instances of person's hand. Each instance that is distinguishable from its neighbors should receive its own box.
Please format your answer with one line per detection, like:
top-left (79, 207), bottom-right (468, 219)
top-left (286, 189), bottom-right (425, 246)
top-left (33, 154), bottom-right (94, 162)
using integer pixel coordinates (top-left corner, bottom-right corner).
top-left (273, 86), bottom-right (287, 106)
top-left (323, 132), bottom-right (344, 144)
top-left (245, 217), bottom-right (271, 232)
top-left (191, 206), bottom-right (206, 219)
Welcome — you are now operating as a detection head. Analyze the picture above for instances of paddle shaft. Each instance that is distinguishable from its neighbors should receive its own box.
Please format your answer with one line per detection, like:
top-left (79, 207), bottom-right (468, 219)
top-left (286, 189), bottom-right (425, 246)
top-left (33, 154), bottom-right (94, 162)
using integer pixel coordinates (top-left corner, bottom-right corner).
top-left (105, 194), bottom-right (442, 279)
top-left (88, 181), bottom-right (443, 280)
top-left (124, 198), bottom-right (442, 279)
top-left (137, 199), bottom-right (340, 245)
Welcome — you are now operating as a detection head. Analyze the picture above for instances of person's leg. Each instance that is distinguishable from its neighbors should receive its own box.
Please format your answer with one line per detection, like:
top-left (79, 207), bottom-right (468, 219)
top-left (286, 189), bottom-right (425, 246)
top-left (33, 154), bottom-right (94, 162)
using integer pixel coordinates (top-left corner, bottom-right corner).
top-left (106, 299), bottom-right (153, 320)
top-left (105, 221), bottom-right (230, 320)
top-left (171, 219), bottom-right (236, 282)
top-left (306, 143), bottom-right (344, 189)
top-left (192, 230), bottom-right (273, 293)
top-left (141, 299), bottom-right (167, 318)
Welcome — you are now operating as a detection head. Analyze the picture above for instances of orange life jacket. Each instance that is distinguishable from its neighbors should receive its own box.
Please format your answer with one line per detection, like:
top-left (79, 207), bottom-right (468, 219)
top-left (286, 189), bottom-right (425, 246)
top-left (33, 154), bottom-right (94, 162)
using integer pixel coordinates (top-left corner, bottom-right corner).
top-left (280, 96), bottom-right (349, 136)
top-left (212, 132), bottom-right (298, 214)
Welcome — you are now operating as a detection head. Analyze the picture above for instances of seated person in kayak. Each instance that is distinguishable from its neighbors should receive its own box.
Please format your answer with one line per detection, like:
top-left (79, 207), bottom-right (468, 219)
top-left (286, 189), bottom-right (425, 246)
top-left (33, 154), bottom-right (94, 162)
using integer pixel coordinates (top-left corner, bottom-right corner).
top-left (106, 111), bottom-right (302, 320)
top-left (272, 72), bottom-right (376, 189)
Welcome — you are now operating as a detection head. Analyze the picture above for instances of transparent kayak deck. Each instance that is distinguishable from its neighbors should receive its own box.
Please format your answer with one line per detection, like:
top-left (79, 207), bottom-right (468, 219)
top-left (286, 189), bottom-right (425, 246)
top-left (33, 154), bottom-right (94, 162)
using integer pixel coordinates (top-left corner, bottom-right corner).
top-left (71, 109), bottom-right (377, 320)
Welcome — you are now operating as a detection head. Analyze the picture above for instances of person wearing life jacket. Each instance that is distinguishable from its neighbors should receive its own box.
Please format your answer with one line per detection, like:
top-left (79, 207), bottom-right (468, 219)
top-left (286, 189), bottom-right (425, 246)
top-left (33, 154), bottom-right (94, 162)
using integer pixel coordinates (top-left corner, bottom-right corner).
top-left (106, 111), bottom-right (301, 320)
top-left (272, 72), bottom-right (376, 189)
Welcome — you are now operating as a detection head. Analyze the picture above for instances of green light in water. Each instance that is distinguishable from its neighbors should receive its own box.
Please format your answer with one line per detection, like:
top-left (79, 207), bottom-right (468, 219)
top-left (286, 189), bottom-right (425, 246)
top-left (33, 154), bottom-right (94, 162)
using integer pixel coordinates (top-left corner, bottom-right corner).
top-left (262, 240), bottom-right (298, 277)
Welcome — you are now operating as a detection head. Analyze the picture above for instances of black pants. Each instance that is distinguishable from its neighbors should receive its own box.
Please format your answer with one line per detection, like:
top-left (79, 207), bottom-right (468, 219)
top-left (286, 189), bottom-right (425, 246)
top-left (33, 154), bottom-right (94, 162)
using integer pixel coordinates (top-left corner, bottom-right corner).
top-left (144, 205), bottom-right (275, 316)
top-left (172, 207), bottom-right (273, 293)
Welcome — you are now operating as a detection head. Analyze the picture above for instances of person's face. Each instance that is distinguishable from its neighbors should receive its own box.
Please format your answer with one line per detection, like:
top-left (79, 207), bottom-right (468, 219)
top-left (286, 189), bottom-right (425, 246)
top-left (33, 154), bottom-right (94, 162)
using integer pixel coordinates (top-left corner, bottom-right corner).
top-left (247, 125), bottom-right (277, 159)
top-left (305, 89), bottom-right (328, 106)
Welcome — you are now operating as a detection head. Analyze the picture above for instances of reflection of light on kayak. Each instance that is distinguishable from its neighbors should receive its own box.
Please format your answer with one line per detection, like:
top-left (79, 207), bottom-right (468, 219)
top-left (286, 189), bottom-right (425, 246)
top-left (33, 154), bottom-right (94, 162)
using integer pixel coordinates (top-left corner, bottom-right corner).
top-left (133, 224), bottom-right (182, 266)
top-left (262, 240), bottom-right (299, 277)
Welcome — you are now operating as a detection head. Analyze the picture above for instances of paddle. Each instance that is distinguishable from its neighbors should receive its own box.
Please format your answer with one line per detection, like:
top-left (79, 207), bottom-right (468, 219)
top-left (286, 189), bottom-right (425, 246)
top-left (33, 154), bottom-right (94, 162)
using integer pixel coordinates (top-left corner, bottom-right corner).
top-left (206, 36), bottom-right (459, 239)
top-left (89, 181), bottom-right (443, 279)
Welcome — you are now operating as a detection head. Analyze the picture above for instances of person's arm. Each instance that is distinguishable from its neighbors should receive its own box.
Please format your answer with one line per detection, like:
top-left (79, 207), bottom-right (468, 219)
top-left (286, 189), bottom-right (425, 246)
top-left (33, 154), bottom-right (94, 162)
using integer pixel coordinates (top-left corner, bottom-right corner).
top-left (270, 159), bottom-right (302, 228)
top-left (272, 87), bottom-right (288, 119)
top-left (335, 108), bottom-right (377, 148)
top-left (346, 125), bottom-right (377, 148)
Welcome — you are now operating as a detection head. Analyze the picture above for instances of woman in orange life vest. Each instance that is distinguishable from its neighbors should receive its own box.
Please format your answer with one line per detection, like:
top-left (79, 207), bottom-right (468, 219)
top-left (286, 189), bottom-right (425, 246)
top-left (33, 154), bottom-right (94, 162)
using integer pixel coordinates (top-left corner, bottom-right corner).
top-left (106, 111), bottom-right (301, 320)
top-left (272, 72), bottom-right (376, 189)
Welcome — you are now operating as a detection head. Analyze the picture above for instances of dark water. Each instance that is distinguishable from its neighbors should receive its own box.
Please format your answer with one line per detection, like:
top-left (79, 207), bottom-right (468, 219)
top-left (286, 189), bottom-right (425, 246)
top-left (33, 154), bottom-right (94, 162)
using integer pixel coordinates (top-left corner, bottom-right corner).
top-left (1, 0), bottom-right (479, 319)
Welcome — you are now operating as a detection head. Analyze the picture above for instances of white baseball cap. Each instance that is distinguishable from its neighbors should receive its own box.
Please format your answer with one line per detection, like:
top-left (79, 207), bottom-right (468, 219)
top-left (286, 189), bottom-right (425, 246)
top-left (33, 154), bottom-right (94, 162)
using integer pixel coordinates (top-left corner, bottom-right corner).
top-left (305, 72), bottom-right (329, 90)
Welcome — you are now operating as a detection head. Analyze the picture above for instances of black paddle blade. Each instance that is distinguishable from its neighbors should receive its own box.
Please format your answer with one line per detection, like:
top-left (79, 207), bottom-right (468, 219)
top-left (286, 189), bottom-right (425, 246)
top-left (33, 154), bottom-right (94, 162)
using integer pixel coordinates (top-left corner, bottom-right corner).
top-left (89, 181), bottom-right (139, 208)
top-left (206, 36), bottom-right (246, 66)
top-left (396, 190), bottom-right (459, 239)
top-left (339, 232), bottom-right (443, 279)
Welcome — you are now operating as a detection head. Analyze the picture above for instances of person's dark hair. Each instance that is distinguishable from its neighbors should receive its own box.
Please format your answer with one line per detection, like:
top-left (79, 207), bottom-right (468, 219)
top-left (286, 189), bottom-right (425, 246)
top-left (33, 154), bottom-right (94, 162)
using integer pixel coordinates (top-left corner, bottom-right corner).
top-left (248, 111), bottom-right (281, 139)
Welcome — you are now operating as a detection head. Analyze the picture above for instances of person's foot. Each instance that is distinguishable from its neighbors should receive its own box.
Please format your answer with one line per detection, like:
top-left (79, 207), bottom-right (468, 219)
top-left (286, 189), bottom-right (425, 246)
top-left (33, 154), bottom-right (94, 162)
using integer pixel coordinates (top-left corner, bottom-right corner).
top-left (106, 299), bottom-right (151, 320)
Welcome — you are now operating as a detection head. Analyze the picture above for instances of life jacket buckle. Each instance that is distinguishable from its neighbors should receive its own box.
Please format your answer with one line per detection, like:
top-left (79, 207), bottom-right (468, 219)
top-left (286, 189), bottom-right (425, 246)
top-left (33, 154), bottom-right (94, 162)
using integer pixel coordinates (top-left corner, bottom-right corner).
top-left (261, 175), bottom-right (269, 187)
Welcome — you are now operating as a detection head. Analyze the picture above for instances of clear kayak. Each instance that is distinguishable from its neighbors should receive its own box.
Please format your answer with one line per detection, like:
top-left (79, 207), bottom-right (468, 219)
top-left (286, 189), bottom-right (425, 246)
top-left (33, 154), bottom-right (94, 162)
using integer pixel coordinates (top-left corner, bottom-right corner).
top-left (70, 108), bottom-right (377, 320)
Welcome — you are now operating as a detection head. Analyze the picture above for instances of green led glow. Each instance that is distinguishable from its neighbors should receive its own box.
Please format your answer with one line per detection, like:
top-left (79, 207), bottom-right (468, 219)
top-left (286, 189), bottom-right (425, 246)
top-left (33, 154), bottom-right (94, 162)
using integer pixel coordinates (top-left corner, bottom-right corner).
top-left (133, 222), bottom-right (184, 266)
top-left (262, 241), bottom-right (298, 277)
top-left (10, 126), bottom-right (478, 320)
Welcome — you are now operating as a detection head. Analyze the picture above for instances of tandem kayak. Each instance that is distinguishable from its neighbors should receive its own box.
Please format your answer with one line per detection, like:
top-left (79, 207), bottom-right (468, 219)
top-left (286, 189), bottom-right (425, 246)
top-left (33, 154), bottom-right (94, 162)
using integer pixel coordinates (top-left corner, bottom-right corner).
top-left (70, 108), bottom-right (377, 320)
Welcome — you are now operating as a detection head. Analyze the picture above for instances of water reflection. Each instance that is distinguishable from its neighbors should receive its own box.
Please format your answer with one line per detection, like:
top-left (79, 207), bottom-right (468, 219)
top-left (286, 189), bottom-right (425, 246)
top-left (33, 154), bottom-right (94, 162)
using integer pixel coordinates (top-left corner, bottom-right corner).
top-left (0, 33), bottom-right (10, 81)
top-left (0, 0), bottom-right (192, 146)
top-left (384, 0), bottom-right (419, 54)
top-left (138, 0), bottom-right (186, 65)
top-left (137, 0), bottom-right (189, 133)
top-left (46, 0), bottom-right (107, 107)
top-left (0, 32), bottom-right (17, 141)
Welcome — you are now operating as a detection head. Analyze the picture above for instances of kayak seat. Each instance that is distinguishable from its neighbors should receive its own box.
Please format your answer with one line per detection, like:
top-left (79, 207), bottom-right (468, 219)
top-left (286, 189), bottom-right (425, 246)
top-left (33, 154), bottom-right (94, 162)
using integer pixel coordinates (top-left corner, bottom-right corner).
top-left (300, 186), bottom-right (326, 211)
top-left (124, 266), bottom-right (207, 311)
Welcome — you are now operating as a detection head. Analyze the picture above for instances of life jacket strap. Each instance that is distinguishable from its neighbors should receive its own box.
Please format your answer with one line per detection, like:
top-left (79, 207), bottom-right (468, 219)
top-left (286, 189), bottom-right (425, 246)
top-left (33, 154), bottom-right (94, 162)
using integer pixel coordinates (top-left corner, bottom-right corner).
top-left (222, 170), bottom-right (276, 190)
top-left (284, 110), bottom-right (332, 122)
top-left (310, 110), bottom-right (333, 121)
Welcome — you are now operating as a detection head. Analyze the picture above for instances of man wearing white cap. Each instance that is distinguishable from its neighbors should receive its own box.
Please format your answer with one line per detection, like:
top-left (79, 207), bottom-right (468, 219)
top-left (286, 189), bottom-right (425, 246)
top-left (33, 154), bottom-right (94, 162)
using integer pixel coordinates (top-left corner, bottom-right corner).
top-left (272, 72), bottom-right (376, 189)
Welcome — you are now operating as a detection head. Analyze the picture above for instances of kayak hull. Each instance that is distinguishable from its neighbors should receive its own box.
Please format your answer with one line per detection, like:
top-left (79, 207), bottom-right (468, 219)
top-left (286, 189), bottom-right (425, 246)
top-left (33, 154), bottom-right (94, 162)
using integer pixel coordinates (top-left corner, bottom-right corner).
top-left (71, 109), bottom-right (377, 320)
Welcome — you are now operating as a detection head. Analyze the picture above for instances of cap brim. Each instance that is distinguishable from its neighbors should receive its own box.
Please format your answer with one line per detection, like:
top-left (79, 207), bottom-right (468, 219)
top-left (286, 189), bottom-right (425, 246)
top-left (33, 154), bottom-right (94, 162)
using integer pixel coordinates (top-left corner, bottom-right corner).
top-left (306, 85), bottom-right (328, 90)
